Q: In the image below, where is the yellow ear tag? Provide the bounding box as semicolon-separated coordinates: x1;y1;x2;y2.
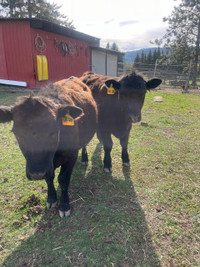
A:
62;111;74;126
107;83;116;95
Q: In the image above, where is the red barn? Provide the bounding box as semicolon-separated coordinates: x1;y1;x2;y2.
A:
0;18;100;88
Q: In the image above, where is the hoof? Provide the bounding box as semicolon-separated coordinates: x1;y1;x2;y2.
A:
81;161;88;166
47;201;57;210
123;162;130;167
104;168;112;173
59;209;71;218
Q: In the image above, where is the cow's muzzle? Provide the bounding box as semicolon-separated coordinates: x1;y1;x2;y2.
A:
27;171;48;181
26;168;54;181
130;114;141;123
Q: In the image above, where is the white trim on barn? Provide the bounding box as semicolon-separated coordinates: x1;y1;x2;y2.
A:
0;79;27;87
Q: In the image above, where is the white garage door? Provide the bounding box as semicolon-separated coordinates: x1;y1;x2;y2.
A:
107;54;117;77
91;50;106;75
91;49;118;76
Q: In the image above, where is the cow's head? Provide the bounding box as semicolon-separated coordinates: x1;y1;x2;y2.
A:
0;96;83;181
105;72;162;123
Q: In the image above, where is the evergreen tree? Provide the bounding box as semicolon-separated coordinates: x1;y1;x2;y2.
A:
141;50;145;63
134;53;140;63
162;0;200;84
147;50;152;64
106;42;110;49
111;42;119;51
0;0;75;29
0;0;21;17
144;53;147;64
133;53;140;68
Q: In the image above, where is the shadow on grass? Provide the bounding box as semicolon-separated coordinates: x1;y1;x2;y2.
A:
2;143;161;267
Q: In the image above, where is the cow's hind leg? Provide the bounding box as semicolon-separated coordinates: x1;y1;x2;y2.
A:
46;176;58;209
120;134;130;167
58;152;78;218
81;146;88;165
102;134;113;173
96;129;103;143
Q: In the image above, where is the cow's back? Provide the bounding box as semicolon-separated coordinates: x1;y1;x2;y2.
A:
80;72;109;99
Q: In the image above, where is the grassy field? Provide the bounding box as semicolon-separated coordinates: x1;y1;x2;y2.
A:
0;86;199;266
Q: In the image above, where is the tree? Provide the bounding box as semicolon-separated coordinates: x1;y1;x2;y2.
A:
0;0;75;29
0;0;22;17
125;62;133;73
147;49;152;64
162;0;200;85
106;42;110;49
141;50;145;63
152;49;157;64
110;42;119;51
133;53;140;68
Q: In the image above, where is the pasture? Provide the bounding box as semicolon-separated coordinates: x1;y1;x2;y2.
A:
0;86;199;266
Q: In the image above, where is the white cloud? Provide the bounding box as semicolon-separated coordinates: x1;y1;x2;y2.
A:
119;20;139;27
49;0;181;50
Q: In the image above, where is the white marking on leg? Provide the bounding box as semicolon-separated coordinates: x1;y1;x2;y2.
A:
123;162;130;167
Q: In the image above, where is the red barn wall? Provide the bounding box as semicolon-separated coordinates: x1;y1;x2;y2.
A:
0;23;8;79
0;21;36;88
0;20;92;88
30;28;91;88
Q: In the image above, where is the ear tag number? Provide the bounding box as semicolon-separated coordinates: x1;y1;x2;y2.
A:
107;84;115;95
62;111;74;126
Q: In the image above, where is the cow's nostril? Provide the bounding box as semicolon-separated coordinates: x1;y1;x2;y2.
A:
130;116;141;123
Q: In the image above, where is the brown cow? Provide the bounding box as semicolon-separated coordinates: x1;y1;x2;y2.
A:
81;71;162;172
0;77;97;217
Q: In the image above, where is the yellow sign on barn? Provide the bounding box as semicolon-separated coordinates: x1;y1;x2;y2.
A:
36;55;48;81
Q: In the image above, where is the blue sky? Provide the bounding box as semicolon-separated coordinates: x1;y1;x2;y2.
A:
50;0;181;51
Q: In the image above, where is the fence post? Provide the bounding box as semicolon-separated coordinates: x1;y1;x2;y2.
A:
183;59;192;93
153;59;158;76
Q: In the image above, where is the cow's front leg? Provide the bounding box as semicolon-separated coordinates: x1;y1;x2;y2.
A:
58;152;78;218
120;133;130;166
102;133;113;173
45;175;58;209
81;146;88;165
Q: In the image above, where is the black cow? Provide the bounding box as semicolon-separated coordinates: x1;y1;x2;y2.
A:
81;71;162;172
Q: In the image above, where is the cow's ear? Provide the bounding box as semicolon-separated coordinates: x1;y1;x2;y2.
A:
105;79;121;90
57;105;84;120
146;79;162;90
0;106;13;123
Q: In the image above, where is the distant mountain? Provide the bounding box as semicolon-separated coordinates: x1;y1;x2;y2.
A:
124;47;166;63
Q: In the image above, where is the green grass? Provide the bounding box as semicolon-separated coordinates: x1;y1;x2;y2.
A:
0;86;199;266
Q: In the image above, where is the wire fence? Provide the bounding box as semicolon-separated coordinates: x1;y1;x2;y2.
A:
125;62;200;89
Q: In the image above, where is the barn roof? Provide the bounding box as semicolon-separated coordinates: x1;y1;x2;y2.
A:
0;18;100;47
91;46;124;56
